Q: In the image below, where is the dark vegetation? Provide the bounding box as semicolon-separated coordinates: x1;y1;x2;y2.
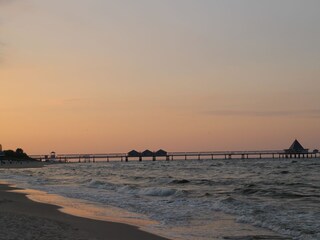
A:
0;148;35;161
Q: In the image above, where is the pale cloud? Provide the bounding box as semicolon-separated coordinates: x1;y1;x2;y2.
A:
0;40;5;64
0;0;17;5
0;0;24;62
0;1;12;57
45;98;92;108
204;109;320;118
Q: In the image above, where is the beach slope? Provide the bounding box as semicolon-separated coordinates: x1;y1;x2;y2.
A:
0;184;169;240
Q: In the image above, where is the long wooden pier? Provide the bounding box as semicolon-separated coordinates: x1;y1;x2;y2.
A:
30;150;320;163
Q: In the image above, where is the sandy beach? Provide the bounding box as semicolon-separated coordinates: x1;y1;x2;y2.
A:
0;183;169;240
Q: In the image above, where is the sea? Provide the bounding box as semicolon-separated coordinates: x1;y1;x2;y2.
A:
1;158;319;240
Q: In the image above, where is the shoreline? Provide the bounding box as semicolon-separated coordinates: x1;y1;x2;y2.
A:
0;183;170;240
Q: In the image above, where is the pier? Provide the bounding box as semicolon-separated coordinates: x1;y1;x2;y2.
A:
30;140;319;163
30;150;320;163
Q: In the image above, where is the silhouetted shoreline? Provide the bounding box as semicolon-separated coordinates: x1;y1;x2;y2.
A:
0;160;45;168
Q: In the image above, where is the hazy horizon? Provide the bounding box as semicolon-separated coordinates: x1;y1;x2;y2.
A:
1;0;319;154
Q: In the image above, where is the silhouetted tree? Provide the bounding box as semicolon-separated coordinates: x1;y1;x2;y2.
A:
3;148;31;160
16;148;24;155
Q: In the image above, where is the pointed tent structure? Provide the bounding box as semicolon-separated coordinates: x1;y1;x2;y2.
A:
285;139;308;154
128;150;141;157
155;149;167;156
142;150;154;157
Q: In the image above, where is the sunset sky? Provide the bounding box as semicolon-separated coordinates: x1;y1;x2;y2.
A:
1;0;319;154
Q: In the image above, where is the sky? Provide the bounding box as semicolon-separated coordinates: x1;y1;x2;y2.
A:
1;0;320;154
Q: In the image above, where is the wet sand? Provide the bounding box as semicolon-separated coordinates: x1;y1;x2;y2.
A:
0;184;169;240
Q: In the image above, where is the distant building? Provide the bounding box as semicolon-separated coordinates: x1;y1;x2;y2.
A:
50;151;56;159
128;150;141;157
47;151;58;162
155;149;167;156
284;139;309;154
142;149;154;157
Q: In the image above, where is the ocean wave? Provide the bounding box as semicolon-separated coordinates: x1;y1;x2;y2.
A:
83;179;117;191
116;185;180;197
170;179;190;184
139;187;177;197
234;185;320;199
215;196;320;240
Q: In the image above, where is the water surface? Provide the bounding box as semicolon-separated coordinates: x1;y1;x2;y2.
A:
1;158;319;240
